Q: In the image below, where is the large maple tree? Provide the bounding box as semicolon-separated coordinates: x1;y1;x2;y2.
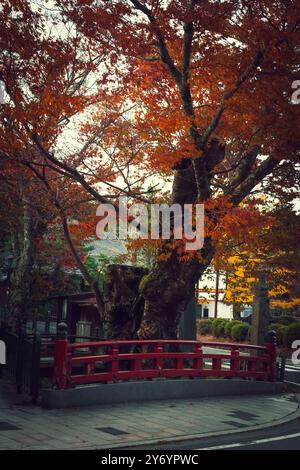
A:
1;1;300;337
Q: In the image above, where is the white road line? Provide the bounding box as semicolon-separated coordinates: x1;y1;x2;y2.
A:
198;443;243;450
197;432;300;450
203;361;230;369
266;396;294;402
284;381;300;387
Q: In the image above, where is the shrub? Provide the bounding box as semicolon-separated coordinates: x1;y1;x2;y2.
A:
283;322;300;348
231;322;250;341
215;321;227;338
211;318;224;336
224;320;242;339
269;323;288;346
212;318;230;338
197;318;213;335
270;315;296;326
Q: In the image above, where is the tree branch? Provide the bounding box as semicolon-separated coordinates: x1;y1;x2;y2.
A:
129;0;182;85
32;133;116;207
225;145;260;194
230;155;279;205
201;49;265;146
23;159;105;318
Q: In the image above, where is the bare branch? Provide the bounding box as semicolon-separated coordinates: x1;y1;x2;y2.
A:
129;0;182;85
230;155;279;205
225;145;260;193
32;133;115;207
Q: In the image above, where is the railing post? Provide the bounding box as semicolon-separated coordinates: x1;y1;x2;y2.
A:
279;352;286;382
265;330;277;382
16;328;26;394
230;346;239;374
155;342;164;376
110;342;119;381
30;332;41;404
133;343;142;373
53;322;69;390
212;356;221;371
193;342;203;376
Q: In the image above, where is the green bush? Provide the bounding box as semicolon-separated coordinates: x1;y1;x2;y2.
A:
224;320;242;339
215;322;227;338
212;318;230;338
211;318;224;336
269;323;288;346
283;322;300;348
270;315;296;326
197;318;213;335
231;322;250;342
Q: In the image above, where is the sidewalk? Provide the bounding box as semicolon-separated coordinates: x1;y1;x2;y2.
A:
0;378;298;450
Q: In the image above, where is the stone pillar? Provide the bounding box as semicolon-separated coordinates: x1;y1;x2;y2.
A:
250;275;270;345
179;294;197;340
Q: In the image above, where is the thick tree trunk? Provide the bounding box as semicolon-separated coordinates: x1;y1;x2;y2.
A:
135;157;215;339
138;239;214;339
100;151;221;339
232;301;242;320
7;200;34;333
128;149;215;339
103;264;148;339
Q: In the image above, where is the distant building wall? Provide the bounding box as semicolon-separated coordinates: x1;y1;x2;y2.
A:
197;300;233;319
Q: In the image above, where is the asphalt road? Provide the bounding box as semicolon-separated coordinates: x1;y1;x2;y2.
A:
199;360;300;450
194;416;300;450
128;414;300;451
127;359;300;451
202;357;300;450
283;359;300;385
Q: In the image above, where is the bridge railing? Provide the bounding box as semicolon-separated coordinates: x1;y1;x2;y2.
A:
53;329;277;390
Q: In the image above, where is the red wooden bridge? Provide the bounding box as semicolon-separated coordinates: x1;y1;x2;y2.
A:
53;337;277;390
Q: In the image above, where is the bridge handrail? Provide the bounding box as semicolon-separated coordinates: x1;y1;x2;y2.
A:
67;339;269;353
53;336;277;390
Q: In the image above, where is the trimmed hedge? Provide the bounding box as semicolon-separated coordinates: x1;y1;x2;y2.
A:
211;318;224;336
231;322;250;341
270;315;296;326
224;320;242;339
283;322;300;348
197;318;213;335
212;318;230;338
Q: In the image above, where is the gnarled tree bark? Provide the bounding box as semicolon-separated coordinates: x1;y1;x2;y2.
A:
7;198;34;333
103;264;148;339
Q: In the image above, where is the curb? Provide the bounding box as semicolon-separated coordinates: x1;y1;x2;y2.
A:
42;379;284;409
93;392;300;450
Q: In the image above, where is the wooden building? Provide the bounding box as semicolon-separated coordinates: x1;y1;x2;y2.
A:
51;292;102;338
